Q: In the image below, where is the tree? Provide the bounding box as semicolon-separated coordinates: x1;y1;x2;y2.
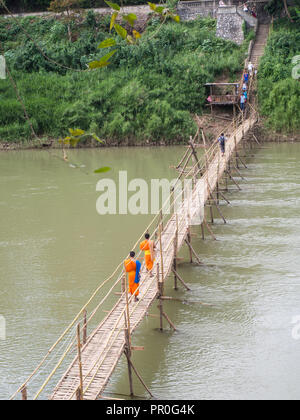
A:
48;0;85;41
283;0;294;22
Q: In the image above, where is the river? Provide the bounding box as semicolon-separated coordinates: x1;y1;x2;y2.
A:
0;143;300;400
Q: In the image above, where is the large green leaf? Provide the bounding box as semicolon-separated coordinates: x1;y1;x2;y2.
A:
99;49;117;63
69;128;85;137
148;2;157;11
110;11;118;31
98;38;117;49
104;1;120;11
172;14;180;23
155;6;164;14
88;61;110;69
114;24;127;40
122;13;137;27
94;166;112;174
89;49;117;69
133;30;141;39
92;133;104;143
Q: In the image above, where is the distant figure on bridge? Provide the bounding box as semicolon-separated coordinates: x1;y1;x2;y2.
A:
243;71;249;84
243;2;249;13
219;0;226;6
218;133;227;157
251;7;257;18
240;93;246;111
140;233;155;277
248;61;254;76
124;251;141;302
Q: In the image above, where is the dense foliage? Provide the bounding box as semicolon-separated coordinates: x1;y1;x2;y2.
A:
0;0;147;13
0;14;248;143
258;18;300;133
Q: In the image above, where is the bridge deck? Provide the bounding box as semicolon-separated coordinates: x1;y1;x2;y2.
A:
50;114;257;400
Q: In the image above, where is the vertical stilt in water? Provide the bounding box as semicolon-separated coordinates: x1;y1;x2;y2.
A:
124;329;134;397
201;223;205;240
158;281;164;331
187;227;193;263
76;324;84;400
173;229;178;290
83;310;87;345
21;386;27;401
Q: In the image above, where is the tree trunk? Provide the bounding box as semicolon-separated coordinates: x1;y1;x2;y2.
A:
283;0;293;22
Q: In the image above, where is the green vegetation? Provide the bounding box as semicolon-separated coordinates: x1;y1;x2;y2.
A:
0;14;248;144
258;18;300;133
0;0;147;13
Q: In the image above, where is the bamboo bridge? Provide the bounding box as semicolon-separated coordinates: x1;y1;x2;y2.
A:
10;25;269;401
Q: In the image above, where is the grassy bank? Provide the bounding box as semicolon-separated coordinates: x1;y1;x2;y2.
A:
258;17;300;134
0;13;249;145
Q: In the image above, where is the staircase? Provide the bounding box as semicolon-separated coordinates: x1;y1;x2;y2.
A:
250;24;270;67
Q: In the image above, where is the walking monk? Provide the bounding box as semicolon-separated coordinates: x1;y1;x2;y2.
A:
140;233;155;277
124;251;141;302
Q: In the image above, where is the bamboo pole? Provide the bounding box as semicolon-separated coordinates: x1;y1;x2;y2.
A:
76;324;84;401
203;217;217;241
124;328;134;397
128;358;154;398
83;310;87;346
187;228;193;263
162;312;177;331
21;386;27;401
171;268;191;291
158;282;164;331
201;223;205;240
184;239;203;265
173;229;178;290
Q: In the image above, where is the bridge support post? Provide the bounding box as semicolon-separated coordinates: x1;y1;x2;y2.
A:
83;310;87;346
124;329;134;397
184;238;203;266
201;223;205;240
173;229;178;290
187;228;193;263
76;324;84;400
171;268;191;291
121;269;126;294
21;386;27;400
203;217;217;241
158;281;164;331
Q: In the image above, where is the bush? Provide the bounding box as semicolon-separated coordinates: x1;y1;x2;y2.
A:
0;16;248;143
258;18;300;133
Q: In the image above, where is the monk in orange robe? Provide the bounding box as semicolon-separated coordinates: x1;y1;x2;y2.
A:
124;251;139;301
140;233;155;277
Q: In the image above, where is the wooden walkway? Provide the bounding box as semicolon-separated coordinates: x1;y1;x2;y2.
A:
49;112;258;400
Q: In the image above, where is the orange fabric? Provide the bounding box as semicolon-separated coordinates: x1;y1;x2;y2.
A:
124;258;139;296
140;240;154;271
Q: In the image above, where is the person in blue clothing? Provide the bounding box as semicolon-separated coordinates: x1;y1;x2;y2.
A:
240;94;246;111
218;133;227;157
243;71;249;84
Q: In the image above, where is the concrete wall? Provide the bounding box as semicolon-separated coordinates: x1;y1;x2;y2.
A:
177;0;218;21
216;6;245;44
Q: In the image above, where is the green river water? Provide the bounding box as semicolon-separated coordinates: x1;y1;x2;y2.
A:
0;143;300;400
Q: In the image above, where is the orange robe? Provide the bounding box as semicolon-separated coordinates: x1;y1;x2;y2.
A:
140;240;154;271
124;258;139;297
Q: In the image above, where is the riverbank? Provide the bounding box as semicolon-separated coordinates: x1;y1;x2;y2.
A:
0;13;249;145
